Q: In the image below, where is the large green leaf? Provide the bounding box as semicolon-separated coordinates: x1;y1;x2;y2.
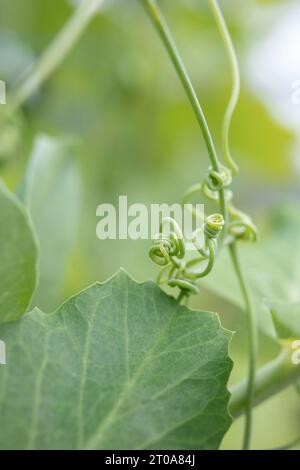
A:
19;135;80;311
0;180;37;323
201;208;300;340
0;270;232;450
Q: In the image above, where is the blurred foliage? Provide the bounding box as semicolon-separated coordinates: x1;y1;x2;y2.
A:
0;180;37;323
18;135;80;312
0;0;299;449
202;206;300;340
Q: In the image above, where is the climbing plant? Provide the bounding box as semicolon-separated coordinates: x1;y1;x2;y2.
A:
0;0;299;451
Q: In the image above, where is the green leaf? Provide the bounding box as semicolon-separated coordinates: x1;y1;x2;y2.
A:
201;208;300;340
0;270;232;450
19;135;80;311
0;180;38;323
268;301;300;341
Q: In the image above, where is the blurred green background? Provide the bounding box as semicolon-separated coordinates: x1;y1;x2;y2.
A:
0;0;299;450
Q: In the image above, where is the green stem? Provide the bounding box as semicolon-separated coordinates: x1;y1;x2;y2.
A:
229;242;257;449
141;0;227;224
9;0;103;111
230;346;300;418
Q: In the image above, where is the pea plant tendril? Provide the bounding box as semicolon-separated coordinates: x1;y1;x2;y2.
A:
142;0;258;450
0;0;299;452
149;214;225;301
209;0;240;176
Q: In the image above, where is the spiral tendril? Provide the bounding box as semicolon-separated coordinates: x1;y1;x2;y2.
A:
205;165;232;192
149;214;224;298
183;173;257;246
205;213;226;238
228;206;258;242
149;217;185;266
183;167;233;206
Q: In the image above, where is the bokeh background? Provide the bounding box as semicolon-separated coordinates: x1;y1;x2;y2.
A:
0;0;299;449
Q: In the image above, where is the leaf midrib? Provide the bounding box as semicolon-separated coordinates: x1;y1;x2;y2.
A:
84;290;180;450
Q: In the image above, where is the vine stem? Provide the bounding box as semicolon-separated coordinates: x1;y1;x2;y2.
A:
229;243;257;449
141;0;228;225
142;0;257;449
9;0;104;111
230;345;300;418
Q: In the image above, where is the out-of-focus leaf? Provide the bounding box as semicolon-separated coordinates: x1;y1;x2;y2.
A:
0;180;37;323
201;207;300;340
268;301;300;341
0;107;24;166
0;270;232;450
0;31;34;84
19;134;80;311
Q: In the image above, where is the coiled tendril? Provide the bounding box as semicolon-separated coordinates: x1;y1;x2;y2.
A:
183;166;233;207
149;217;185;266
201;165;233;203
205;165;232;192
149;214;224;299
183;169;257;245
228;206;258;242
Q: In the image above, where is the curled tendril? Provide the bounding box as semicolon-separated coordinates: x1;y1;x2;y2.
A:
204;213;225;238
209;0;240;175
228;206;258;242
183;169;233;207
182;171;257;246
202;165;232;209
204;165;232;192
168;278;199;296
201;182;233;204
185;214;225;278
149;217;185;266
149;214;225;298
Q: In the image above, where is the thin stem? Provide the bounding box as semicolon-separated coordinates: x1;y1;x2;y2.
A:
229;242;257;450
219;190;227;231
209;0;239;174
141;0;228;224
9;0;104;111
142;0;218;170
209;1;256;448
230;346;300;418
